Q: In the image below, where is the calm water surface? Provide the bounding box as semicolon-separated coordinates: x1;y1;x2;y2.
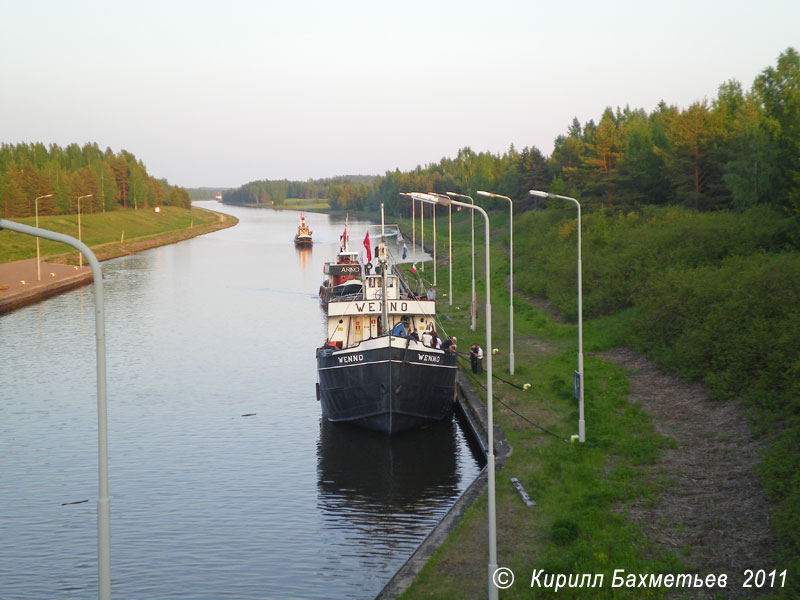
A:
0;202;482;599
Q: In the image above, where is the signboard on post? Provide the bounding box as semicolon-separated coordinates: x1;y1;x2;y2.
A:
573;370;581;400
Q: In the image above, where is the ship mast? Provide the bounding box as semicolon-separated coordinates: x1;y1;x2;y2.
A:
380;203;388;332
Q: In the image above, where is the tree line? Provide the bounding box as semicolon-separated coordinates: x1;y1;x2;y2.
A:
222;175;375;206
224;48;799;225
0;142;191;219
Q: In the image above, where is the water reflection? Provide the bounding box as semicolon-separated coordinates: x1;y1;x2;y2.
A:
317;417;459;510
0;202;481;600
296;244;312;270
315;416;476;595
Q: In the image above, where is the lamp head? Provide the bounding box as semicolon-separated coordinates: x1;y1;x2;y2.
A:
427;192;452;206
403;192;440;205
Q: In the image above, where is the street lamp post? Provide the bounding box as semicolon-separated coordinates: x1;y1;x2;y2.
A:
402;192;497;599
433;202;437;286
412;198;416;263
429;193;454;306
0;217;112;600
421;199;424;272
77;194;93;268
477;191;514;375
34;194;54;281
448;200;452;305
530;189;585;442
447;192;477;330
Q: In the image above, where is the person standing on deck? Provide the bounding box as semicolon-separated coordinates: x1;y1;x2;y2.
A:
421;328;433;347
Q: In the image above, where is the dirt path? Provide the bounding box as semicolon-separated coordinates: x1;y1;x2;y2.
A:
600;347;775;598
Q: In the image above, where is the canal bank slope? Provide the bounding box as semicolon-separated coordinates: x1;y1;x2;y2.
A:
0;206;237;314
373;216;776;600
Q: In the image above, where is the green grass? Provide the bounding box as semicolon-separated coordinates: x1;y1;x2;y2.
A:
0;206;226;263
387;213;682;599
399;311;679;599
387;203;797;598
279;197;330;211
229;198;331;211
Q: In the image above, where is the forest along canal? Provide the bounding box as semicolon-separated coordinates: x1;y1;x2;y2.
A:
0;201;483;599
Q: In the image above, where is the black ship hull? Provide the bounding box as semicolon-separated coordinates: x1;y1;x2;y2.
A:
317;337;458;434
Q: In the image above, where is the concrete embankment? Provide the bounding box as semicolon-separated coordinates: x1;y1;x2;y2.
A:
377;370;511;599
0;259;94;314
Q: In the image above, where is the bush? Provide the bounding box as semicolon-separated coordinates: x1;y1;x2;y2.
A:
516;204;800;590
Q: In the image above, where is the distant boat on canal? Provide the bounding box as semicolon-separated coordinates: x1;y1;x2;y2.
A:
294;213;313;246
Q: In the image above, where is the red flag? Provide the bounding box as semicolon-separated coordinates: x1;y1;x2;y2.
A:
363;231;371;261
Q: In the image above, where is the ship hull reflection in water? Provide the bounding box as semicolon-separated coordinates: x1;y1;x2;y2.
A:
316;416;483;593
296;243;312;269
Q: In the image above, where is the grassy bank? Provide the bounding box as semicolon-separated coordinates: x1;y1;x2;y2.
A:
0;205;237;264
513;204;799;599
223;197;330;211
385;204;794;598
391;214;678;599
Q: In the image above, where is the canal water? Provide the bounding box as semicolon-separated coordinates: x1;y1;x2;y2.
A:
0;202;483;599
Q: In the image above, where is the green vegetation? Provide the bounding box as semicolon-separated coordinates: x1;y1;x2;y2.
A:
0;206;234;263
390;198;798;598
223;176;373;208
239;196;331;211
392;215;677;599
281;198;330;211
226;48;800;226
514;205;799;598
187;187;229;201
375;48;799;597
0;142;192;219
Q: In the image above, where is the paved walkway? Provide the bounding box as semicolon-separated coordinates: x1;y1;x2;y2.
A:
0;258;93;314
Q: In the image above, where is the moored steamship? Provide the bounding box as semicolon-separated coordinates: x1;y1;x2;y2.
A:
315;219;457;434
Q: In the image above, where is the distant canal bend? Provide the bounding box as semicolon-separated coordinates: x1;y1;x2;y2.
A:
0;201;482;599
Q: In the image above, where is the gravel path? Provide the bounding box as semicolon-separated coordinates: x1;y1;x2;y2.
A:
601;347;775;599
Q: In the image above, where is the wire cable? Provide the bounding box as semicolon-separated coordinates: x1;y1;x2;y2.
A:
456;352;568;443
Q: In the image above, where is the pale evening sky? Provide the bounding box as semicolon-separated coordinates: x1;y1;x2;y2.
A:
1;0;798;188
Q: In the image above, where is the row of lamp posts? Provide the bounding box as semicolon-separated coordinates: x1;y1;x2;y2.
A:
17;188;582;599
403;188;585;599
32;193;93;279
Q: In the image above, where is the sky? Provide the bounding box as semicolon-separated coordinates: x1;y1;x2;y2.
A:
1;0;798;188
